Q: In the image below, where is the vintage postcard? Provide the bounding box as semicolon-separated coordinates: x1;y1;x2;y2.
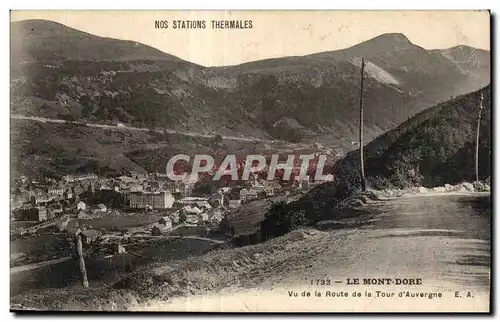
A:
9;10;491;312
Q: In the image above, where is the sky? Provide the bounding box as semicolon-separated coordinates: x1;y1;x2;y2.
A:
10;10;490;67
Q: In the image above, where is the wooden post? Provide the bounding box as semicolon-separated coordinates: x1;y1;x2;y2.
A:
475;92;484;182
359;58;367;192
76;233;89;288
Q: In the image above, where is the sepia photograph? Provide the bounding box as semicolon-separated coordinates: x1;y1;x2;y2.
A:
8;10;491;312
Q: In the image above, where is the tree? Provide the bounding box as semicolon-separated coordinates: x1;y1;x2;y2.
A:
260;201;305;241
218;217;234;236
212;134;223;146
193;181;216;195
57;113;78;123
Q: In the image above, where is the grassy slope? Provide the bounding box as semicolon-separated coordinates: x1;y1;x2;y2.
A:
342;84;492;189
10;120;150;179
10;228;336;311
10;119;244;179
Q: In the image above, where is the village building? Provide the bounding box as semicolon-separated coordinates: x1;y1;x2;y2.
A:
72;184;86;197
180;205;202;215
151;222;169;236
57;216;71;232
48;186;65;196
12;187;30;205
195;200;212;210
99;184;112;191
170;211;180;224
199;212;209;222
81;229;101;244
33;193;54;205
77;209;91;219
91;203;107;214
115;244;127;254
227;187;243;208
146;181;160;191
185;214;200;225
179;197;213;210
16;207;47;222
130;184;144;192
298;178;311;190
65;221;81;235
77;201;86;211
129;190;175;209
63;188;73;200
162;181;185;194
13;207;31;221
240;188;258;201
218;187;231;194
48;204;63;218
228;199;242;209
130;171;148;180
264;181;282;196
158;216;173;229
117;175;135;183
51;196;64;204
120;187;131;205
47;210;56;221
36;206;48;222
210;211;224;225
179;196;207;205
76;174;98;182
208;192;225;208
62;175;75;183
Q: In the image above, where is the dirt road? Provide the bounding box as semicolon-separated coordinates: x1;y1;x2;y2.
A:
10;257;72;274
10;114;273;143
140;193;491;312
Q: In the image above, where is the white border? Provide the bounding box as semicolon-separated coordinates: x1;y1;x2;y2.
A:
3;1;498;10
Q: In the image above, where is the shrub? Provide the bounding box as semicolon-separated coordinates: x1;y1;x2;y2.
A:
260;201;306;241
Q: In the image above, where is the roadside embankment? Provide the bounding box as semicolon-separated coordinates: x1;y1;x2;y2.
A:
340;180;490;208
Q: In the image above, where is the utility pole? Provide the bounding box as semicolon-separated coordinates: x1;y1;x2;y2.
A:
359;58;367;191
76;232;89;288
475;92;484;182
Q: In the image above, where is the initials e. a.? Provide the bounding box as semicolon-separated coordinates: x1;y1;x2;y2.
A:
455;291;473;298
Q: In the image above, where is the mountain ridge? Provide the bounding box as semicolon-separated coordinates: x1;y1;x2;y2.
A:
11;19;184;63
11;19;490;67
10;19;491;177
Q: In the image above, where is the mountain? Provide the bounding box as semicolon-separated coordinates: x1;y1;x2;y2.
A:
10;19;491;177
431;45;490;83
11;20;268;142
217;33;489;143
11;19;182;63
